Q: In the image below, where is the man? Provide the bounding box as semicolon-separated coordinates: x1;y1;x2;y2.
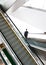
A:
24;29;28;39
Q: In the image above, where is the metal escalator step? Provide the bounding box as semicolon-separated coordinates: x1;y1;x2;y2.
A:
0;15;2;18
6;34;15;41
25;55;36;65
2;27;10;32
20;52;27;60
0;17;4;20
13;43;22;50
25;58;35;65
23;57;33;65
16;47;23;53
24;59;32;65
0;15;3;17
22;54;30;63
16;49;26;58
0;20;5;24
19;50;26;59
15;41;22;46
8;37;16;43
8;37;19;45
10;42;18;47
8;41;18;46
17;52;26;60
4;30;12;37
16;46;24;54
11;40;21;47
5;30;12;36
18;48;31;62
14;47;23;53
0;20;4;23
0;15;2;17
0;28;9;33
0;25;8;30
19;53;32;65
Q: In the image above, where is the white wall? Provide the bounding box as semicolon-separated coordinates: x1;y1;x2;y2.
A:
0;0;16;10
10;7;46;32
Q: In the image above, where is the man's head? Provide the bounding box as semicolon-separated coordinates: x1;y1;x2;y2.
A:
26;29;27;31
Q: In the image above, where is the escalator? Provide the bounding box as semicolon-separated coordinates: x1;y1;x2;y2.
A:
0;10;38;65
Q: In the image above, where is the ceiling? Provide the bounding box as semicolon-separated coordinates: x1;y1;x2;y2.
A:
0;0;29;12
0;0;16;11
